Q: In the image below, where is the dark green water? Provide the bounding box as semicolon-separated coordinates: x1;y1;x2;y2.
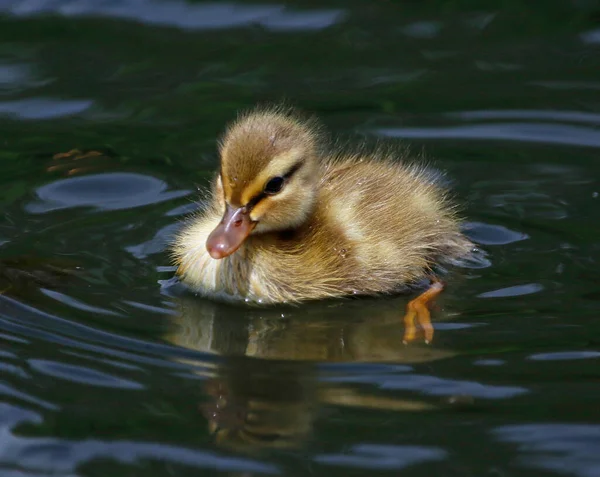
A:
1;1;600;476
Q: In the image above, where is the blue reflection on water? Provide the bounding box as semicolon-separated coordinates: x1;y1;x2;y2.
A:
315;443;447;470
27;173;191;213
0;403;279;474
494;424;600;477
374;123;600;148
4;0;345;31
0;98;92;120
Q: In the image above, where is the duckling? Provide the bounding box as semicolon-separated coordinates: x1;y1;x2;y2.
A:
172;105;473;342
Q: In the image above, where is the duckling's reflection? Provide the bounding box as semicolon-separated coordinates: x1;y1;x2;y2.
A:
165;294;458;452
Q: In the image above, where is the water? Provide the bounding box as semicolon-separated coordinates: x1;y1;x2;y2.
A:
1;1;600;476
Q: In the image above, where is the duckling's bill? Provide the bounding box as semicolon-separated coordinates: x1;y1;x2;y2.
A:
206;204;256;259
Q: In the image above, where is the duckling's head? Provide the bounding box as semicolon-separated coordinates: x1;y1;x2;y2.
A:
207;108;321;259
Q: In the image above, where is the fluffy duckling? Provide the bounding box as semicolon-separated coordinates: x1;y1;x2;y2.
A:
172;106;472;341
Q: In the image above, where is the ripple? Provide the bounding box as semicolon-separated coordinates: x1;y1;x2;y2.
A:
464;12;496;30
0;404;279;474
581;28;600;44
0;97;92;120
0;62;53;94
41;289;123;317
165;201;199;216
0;361;30;379
0;383;58;411
125;222;180;259
401;21;441;39
446;110;600;124
372;123;600;148
121;300;176;316
262;9;344;31
26;173;190;213
528;351;600;361
531;81;600;91
486;190;568;220
0;332;29;344
315;444;447;469
0;402;42;428
28;359;144;389
463;222;529;245
62;351;144;372
4;1;344;32
323;373;527;399
320;363;413;374
452;246;492;269
0;295;217;370
474;61;521;72
380;375;526;398
0;63;32;89
473;359;505;366
493;424;600;477
434;322;485;330
477;283;544;298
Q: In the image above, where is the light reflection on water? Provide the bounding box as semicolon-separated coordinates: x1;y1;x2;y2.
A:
27;172;190;213
3;0;345;31
373;122;600;148
0;98;93;120
494;424;600;477
0;402;280;475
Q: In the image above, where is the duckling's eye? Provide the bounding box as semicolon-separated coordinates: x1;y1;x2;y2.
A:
264;176;284;195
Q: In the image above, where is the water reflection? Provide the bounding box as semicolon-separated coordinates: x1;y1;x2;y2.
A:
0;60;53;92
373;123;600;148
27;172;190;213
528;351;600;361
580;28;600;44
28;358;144;389
0;256;78;300
0;402;279;475
0;97;92;120
315;443;447;470
494;424;600;477
4;1;345;31
462;222;528;246
165;296;454;451
169;295;460;363
401;21;441;39
531;81;600;91
477;283;544;298
446;110;600;124
163;294;525;452
0;62;32;89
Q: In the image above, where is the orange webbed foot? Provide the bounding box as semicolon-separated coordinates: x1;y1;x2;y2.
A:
402;280;444;344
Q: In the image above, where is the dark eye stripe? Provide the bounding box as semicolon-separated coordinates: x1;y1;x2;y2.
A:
245;161;303;209
283;161;303;180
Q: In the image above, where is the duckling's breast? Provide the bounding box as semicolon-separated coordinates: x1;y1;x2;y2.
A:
177;246;273;304
174;215;264;303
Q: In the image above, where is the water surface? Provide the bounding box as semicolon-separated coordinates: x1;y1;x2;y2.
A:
1;1;600;476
